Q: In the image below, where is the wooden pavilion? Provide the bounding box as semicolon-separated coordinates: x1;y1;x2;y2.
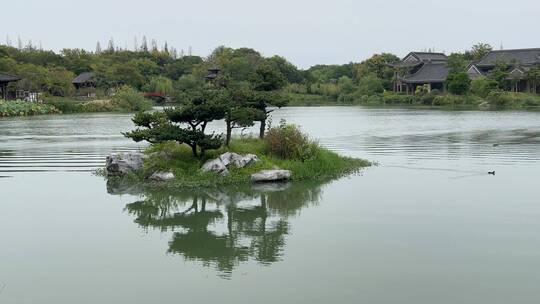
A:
0;73;21;99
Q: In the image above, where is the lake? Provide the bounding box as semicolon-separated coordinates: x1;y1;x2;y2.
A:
1;107;540;304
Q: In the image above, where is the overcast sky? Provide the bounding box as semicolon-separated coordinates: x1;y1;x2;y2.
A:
2;0;539;68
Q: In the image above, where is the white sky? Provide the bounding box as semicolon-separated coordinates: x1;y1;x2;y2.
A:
2;0;539;68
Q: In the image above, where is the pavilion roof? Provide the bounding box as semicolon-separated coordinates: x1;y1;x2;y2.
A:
72;72;95;84
401;63;449;83
0;73;21;83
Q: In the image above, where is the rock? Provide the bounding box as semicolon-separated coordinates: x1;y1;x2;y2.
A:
202;152;259;175
219;152;259;168
149;171;175;182
251;169;292;183
106;152;145;176
201;158;229;176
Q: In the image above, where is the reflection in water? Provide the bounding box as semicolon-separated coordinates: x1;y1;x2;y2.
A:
107;180;326;278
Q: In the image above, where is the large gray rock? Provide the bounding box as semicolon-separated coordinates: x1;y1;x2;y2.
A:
251;170;292;183
149;171;175;182
202;152;259;175
201;158;229;176
106;152;145;176
219;152;259;168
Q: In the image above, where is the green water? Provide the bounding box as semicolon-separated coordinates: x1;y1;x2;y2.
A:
1;108;540;303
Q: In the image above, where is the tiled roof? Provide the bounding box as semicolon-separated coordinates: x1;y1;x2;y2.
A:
408;52;448;62
476;48;540;66
402;63;449;83
72;72;95;84
0;73;21;82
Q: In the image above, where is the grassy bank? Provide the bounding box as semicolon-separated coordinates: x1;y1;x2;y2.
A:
109;138;370;188
0;86;154;117
285;93;336;106
0;100;60;117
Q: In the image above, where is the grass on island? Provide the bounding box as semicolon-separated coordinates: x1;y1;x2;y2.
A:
114;138;370;188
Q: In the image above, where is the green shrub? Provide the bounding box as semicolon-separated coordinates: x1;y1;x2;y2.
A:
382;92;417;104
0;100;60;117
486;92;540;108
44;97;84;113
446;72;471;95
264;121;319;161
432;94;481;106
81;100;118;112
470;77;499;98
357;74;384;95
111;85;153;111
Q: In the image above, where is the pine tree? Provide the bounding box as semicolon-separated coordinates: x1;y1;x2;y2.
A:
107;37;115;52
133;36;139;52
163;41;169;54
141;36;148;52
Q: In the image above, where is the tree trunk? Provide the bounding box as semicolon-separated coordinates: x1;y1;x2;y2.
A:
190;144;198;157
226;119;232;147
259;119;266;139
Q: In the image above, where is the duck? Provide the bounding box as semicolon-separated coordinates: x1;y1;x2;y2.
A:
488;171;496;175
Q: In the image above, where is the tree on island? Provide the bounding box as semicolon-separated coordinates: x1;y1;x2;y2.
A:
249;62;288;138
223;87;265;146
124;89;226;157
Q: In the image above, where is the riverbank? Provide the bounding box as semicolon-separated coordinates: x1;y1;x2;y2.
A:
0;86;153;117
285;92;540;110
104;138;371;188
0;99;60;117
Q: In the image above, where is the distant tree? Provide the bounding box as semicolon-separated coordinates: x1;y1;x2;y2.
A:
470;43;493;61
141;36;148;53
266;56;304;83
251;62;286;91
470;76;499;97
45;67;76;96
142;76;174;95
175;74;205;92
61;49;94;74
337;76;355;94
446;53;468;72
151;39;158;52
354;53;399;89
487;61;509;89
446;72;471;95
356;74;384;95
526;66;540;94
107;38;115;52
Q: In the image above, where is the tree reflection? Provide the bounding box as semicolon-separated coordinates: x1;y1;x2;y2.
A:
108;180;327;278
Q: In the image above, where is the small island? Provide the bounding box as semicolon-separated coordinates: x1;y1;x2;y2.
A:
103;81;370;187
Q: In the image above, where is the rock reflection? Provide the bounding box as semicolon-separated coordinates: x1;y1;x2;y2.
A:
107;180;327;278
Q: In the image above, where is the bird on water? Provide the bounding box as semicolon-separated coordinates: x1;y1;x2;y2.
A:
488;171;496;175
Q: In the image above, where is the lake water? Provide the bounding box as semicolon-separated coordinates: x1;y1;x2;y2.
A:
1;107;540;304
